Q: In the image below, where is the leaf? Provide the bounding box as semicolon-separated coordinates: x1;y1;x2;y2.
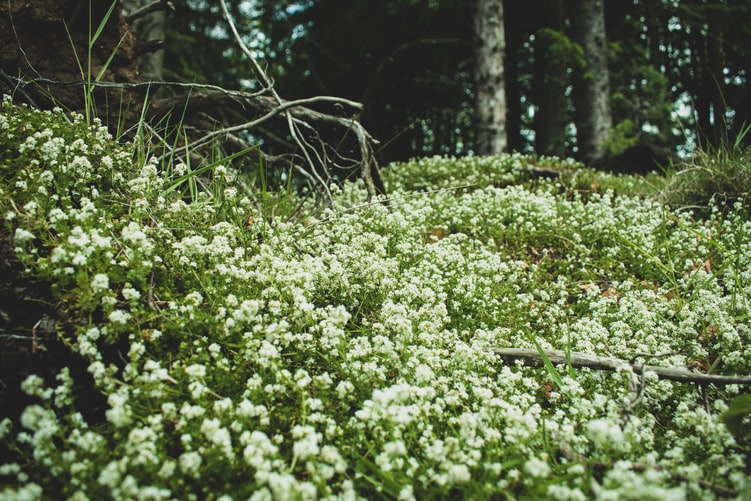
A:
534;339;564;388
723;394;751;436
90;1;119;48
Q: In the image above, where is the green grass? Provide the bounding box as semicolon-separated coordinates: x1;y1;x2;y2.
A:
1;100;750;499
660;125;751;216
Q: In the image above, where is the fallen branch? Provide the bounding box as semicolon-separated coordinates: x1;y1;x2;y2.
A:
217;0;385;203
493;348;751;385
124;0;175;24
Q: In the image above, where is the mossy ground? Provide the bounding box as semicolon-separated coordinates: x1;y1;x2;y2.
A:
1;100;749;499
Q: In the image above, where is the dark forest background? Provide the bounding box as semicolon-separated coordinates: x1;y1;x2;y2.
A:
160;0;751;168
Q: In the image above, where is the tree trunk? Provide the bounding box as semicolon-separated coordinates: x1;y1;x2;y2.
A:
533;0;567;158
504;1;524;153
0;0;141;124
643;0;666;72
688;27;712;150
122;0;167;81
572;0;612;165
707;13;726;146
472;0;507;155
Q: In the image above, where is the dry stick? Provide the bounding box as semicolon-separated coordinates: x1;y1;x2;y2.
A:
493;348;751;385
6;76;274;106
288;102;384;199
0;67;37;107
10;74;383;199
218;0;332;205
151;92;362;154
124;0;175;24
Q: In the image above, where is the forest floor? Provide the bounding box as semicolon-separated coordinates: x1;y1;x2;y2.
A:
1;100;750;499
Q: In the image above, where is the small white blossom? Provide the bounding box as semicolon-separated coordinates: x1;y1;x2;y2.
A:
13;227;35;244
108;310;131;325
90;273;110;293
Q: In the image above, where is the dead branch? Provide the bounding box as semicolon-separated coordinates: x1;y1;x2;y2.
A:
219;0;332;204
4;73;386;202
134;40;165;58
217;0;385;204
4;76;270;97
149;87;385;201
124;0;175;24
493;348;751;385
153;94;364;150
592;462;739;498
1;1;387;207
630;463;739;498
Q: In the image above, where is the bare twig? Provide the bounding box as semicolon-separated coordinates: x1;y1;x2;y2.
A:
6;0;42;79
2;25;386;202
217;0;385;203
4;75;271;99
493;348;751;385
161;94;364;154
124;0;175;24
0;67;37;107
218;0;333;205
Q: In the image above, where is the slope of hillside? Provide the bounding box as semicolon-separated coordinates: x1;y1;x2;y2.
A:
1;100;749;499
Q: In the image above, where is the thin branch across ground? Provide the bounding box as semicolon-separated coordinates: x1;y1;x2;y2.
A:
494;347;751;385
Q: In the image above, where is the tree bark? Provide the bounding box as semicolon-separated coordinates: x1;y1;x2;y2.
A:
122;0;168;81
0;0;142;124
572;0;612;165
504;2;524;153
472;0;507;155
707;12;726;146
533;0;568;158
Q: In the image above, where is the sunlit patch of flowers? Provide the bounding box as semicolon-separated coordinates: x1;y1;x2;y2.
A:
0;99;749;498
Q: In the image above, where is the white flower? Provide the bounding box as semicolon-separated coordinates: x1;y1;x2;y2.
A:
523;455;550;478
90;273;110;293
587;418;624;448
178;451;202;477
0;418;12;440
447;463;472;483
201;417;234;459
108;310;131;325
106;390;132;427
291;425;320;460
13;227;35;244
121;286;141;302
294;369;311;389
184;364;206;378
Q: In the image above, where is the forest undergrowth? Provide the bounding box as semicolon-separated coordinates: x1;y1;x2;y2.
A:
1;100;750;500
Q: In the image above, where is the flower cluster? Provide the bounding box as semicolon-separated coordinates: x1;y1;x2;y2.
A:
0;99;748;498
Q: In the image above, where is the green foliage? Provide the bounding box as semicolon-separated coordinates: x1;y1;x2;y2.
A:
537;28;586;70
724;394;751;437
660;124;751;214
602;119;639;156
605;3;679;151
149;0;751;163
1;101;749;499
